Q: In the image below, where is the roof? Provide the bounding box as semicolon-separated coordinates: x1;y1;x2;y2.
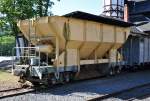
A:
137;22;150;32
129;0;150;15
129;14;150;33
129;15;148;23
130;26;144;34
130;26;149;37
63;11;133;27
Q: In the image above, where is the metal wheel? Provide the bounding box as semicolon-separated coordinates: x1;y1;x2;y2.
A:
47;74;57;86
59;73;65;84
109;68;114;76
51;78;57;85
64;73;70;83
70;72;76;81
48;78;57;85
116;67;121;74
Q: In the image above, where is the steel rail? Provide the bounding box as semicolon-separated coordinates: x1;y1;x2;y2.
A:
127;89;150;101
88;83;150;101
0;88;23;93
0;88;35;99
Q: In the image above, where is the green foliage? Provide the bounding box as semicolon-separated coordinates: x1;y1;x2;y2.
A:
0;19;13;36
0;0;60;55
0;35;15;44
34;0;55;17
0;0;59;36
0;35;15;56
0;0;35;36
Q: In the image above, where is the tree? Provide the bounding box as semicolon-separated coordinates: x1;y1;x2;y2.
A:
35;0;57;17
0;0;59;53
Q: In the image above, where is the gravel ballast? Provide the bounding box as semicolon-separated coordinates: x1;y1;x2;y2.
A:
1;70;150;101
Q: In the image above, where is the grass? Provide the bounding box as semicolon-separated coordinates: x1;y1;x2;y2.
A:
0;35;15;44
0;35;15;56
0;70;19;83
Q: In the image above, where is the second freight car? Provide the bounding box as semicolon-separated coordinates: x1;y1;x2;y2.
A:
121;27;150;69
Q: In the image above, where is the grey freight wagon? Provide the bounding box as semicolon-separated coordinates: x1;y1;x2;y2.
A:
121;32;150;69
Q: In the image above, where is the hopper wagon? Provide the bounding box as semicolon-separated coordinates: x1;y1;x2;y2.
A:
13;11;133;85
121;28;150;69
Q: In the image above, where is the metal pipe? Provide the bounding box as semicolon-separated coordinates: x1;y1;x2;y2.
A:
75;49;80;77
94;51;98;64
55;37;60;79
47;53;48;65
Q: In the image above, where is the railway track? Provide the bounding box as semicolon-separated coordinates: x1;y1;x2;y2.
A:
0;87;35;99
134;92;150;101
88;83;150;101
125;85;150;101
1;70;150;101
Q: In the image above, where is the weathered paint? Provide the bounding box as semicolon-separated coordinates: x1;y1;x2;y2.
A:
18;16;131;68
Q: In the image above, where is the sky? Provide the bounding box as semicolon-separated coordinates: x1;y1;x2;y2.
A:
51;0;104;16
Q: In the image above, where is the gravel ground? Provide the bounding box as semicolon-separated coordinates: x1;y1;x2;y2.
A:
0;71;20;91
1;70;150;101
103;83;150;101
0;58;19;90
0;82;20;91
134;97;150;101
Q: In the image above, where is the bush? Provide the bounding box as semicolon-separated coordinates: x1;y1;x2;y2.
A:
0;35;15;56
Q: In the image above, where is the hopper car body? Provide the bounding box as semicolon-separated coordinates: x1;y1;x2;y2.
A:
13;11;132;85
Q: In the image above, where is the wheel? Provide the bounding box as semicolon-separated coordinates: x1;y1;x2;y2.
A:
59;73;65;84
64;73;70;83
47;74;57;85
116;67;121;74
108;67;114;76
51;78;57;84
70;72;76;81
